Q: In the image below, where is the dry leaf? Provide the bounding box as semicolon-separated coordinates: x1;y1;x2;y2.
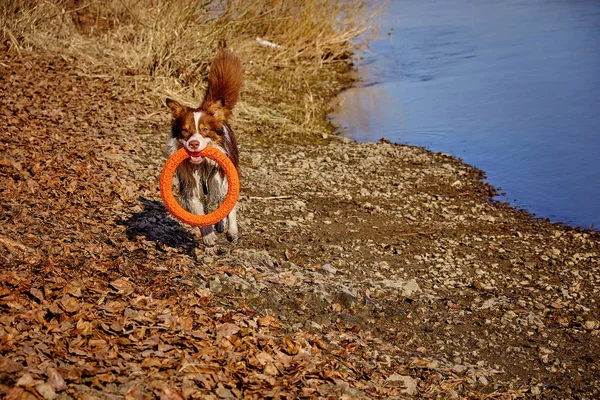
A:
47;368;67;392
16;373;36;388
4;387;26;400
64;283;83;298
158;388;185;400
0;355;24;373
110;277;134;295
30;287;44;302
257;315;282;329
255;352;274;365
141;358;163;368
216;323;240;339
60;294;81;313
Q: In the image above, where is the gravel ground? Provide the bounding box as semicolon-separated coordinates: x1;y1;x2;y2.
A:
1;52;599;399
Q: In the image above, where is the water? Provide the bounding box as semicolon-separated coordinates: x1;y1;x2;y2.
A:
331;0;600;230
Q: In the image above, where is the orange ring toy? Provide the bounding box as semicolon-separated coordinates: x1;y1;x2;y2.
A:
160;146;239;227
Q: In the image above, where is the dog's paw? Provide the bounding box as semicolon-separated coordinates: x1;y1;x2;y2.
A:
226;231;238;243
202;231;217;246
215;220;226;233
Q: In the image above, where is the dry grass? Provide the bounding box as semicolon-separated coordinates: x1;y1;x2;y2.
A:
1;0;381;141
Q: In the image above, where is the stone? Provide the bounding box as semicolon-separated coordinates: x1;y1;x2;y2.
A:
583;320;598;330
386;374;417;396
452;364;468;375
322;264;337;274
35;383;57;400
401;279;421;297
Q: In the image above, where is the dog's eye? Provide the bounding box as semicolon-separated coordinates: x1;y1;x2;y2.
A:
202;127;209;134
181;128;189;135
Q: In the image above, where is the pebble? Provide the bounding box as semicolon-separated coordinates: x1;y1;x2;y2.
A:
35;383;57;400
452;364;468;375
584;320;598;330
322;264;337;274
386;373;417;395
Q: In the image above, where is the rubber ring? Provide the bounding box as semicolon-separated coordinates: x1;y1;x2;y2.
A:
159;146;239;227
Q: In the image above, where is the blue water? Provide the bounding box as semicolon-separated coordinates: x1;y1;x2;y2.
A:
331;0;600;230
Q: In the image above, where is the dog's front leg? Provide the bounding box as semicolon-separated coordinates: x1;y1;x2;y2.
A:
209;173;238;243
178;172;217;246
226;204;238;243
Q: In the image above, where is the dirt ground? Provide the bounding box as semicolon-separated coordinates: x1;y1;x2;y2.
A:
1;51;599;399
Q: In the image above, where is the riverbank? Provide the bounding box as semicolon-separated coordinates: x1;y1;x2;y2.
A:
331;0;600;231
1;3;599;399
2;48;599;399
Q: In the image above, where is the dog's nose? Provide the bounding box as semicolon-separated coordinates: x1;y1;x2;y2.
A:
188;140;200;151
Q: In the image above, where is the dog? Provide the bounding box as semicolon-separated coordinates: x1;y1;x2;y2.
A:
165;50;242;245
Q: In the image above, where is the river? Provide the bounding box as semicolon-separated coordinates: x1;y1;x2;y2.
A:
331;0;600;230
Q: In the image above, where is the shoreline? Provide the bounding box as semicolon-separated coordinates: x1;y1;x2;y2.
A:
1;42;600;400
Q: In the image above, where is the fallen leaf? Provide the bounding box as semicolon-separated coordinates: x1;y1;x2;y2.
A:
4;387;26;400
142;357;163;368
30;287;44;302
47;368;67;392
158;388;185;400
64;282;83;298
0;355;24;373
257;315;282;329
255;352;274;365
16;373;36;388
60;294;81;313
110;277;134;295
216;322;240;339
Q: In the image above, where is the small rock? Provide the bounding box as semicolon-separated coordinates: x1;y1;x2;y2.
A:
204;256;215;264
322;264;337;274
35;383;57;400
478;376;489;386
452;364;468;375
402;279;421;297
386;373;417;395
503;311;517;319
583;320;598;330
209;277;222;292
426;360;440;369
472;280;493;291
305;320;322;331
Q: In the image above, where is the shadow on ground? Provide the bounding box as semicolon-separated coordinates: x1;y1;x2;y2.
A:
118;197;198;250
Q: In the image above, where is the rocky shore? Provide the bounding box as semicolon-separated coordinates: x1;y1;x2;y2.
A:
1;51;599;399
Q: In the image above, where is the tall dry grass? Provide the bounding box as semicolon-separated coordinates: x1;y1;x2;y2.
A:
1;0;381;139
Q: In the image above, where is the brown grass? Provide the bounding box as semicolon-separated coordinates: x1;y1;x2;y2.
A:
1;0;381;141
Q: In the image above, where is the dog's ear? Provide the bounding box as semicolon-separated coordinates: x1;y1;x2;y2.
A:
206;98;230;123
166;98;186;118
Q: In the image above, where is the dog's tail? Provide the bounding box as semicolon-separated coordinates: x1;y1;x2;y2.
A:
202;50;243;121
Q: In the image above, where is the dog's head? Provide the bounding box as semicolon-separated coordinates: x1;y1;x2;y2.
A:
166;99;231;164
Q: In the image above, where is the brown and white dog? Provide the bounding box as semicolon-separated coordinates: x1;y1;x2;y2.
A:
166;50;242;245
